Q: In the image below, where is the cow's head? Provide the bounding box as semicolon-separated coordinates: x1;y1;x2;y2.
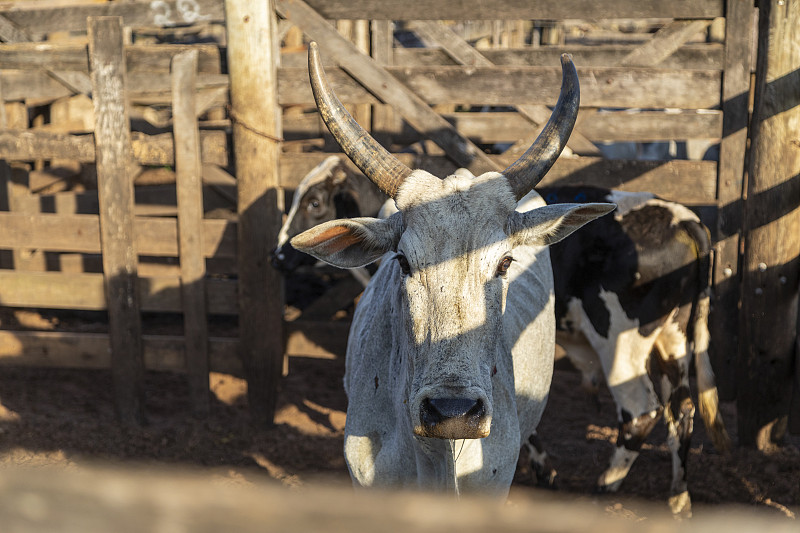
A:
272;155;361;271
293;43;613;440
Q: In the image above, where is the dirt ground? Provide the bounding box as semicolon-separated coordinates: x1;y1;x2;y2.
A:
0;338;798;521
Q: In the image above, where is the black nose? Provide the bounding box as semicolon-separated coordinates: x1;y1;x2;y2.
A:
419;397;487;439
269;247;285;270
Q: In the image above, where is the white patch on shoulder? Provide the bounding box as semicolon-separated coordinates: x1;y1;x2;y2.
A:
604;190;655;219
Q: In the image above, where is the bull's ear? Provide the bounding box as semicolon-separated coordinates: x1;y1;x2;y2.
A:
507;202;615;246
290;212;402;268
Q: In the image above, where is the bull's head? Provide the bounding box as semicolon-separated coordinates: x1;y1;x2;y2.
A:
293;42;613;440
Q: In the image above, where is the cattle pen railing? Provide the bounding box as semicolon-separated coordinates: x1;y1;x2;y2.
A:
0;0;796;443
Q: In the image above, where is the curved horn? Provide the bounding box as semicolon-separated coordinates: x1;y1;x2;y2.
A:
503;54;580;201
308;42;412;199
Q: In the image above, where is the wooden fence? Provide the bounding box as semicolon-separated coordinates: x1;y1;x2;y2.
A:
0;0;795;439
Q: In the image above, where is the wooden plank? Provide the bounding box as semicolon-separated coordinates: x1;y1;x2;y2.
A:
0;330;241;374
0;43;221;74
712;0;755;401
173;49;210;417
370;19;397;146
225;0;284;426
5;173;46;272
0;69;227;106
619;20;713;67
299;0;724;20
284;110;724;144
0;1;723;34
0;14;92;96
88;16;145;425
407;20;600;156
737;0;800;449
276;0;499;174
0;130;228;167
278;152;718;206
0;321;342;370
282;44;726;70
3;65;720;111
277;66;722;109
0;0;225;35
0;271;237;315
0;213;236;259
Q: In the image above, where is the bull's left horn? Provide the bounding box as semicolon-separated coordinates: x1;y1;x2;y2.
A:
308;42;412;199
503;54;580;201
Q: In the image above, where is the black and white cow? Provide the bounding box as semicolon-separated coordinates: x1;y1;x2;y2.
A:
272;155;388;275
525;185;730;516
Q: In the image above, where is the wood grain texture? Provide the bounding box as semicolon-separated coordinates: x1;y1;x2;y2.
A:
88;16;145;425
173;49;211;417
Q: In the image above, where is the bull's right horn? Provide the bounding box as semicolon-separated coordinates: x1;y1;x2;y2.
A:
503;54;580;201
308;42;413;199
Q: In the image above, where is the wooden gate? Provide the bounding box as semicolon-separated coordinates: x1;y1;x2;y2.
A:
0;0;795;438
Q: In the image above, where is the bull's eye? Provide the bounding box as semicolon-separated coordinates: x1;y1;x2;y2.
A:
496;256;513;277
307;199;321;211
396;254;411;275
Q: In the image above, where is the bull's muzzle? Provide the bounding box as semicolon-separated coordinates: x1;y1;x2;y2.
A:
415;397;490;439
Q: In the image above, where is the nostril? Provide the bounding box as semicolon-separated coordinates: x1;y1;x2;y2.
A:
466;399;485;419
423;398;483;425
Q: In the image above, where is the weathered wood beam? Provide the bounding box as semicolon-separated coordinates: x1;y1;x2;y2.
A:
0;0;225;35
280;45;725;70
619;20;713;67
711;0;755;400
173;49;211;417
88;16;145;425
226;0;284;427
277;66;722;109
0;130;228;166
738;0;800;448
299;0;724;20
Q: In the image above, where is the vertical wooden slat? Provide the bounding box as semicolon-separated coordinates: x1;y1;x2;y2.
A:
370;19;396;147
712;0;755;400
172;49;210;418
738;0;800;448
88;16;145;425
225;0;284;426
0;78;44;272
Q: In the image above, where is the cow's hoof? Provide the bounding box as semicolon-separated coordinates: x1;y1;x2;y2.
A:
668;491;692;519
533;466;558;490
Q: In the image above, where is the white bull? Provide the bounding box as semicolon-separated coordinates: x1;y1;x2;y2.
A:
291;42;613;495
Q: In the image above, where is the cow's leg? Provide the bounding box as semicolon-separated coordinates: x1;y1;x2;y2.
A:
596;407;660;492
556;331;603;407
591;327;663;494
652;318;695;518
523;431;557;488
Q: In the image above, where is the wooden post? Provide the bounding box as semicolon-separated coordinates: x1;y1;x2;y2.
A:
225;0;284;426
370;20;396;148
738;0;800;448
88;16;145;425
172;49;210;418
712;0;755;400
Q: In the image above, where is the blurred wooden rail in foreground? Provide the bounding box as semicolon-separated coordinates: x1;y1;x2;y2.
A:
0;464;797;533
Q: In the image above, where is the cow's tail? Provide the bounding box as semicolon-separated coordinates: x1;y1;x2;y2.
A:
685;220;731;454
